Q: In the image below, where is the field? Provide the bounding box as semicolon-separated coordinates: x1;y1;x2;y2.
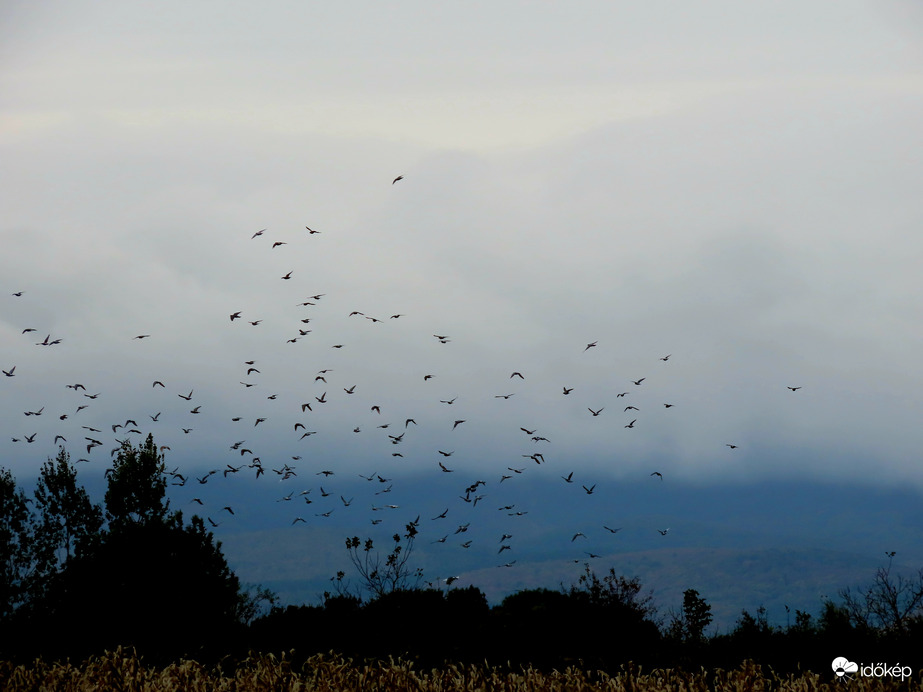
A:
1;649;918;691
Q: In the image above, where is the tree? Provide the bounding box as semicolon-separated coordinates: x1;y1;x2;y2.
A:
32;448;103;577
339;519;423;600
567;563;659;624
104;434;168;528
840;563;923;633
0;467;35;620
667;588;713;642
37;511;247;659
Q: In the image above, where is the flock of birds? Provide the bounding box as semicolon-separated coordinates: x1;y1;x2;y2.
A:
3;177;807;586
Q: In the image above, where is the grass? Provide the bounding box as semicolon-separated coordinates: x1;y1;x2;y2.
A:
1;648;918;691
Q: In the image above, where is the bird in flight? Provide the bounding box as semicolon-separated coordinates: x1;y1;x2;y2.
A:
2;367;14;377
392;175;404;184
624;419;637;428
251;229;266;239
281;271;293;280
726;444;738;449
657;528;670;536
650;471;663;480
306;226;320;234
585;341;597;351
632;378;646;386
510;372;524;379
787;386;802;391
133;335;151;340
588;407;604;417
178;390;193;401
563;387;573;395
660;355;671;361
582;484;596;495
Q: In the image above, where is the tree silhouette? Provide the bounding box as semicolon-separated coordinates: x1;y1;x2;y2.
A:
32;448;102;582
0;467;34;620
104;434;168;528
667;588;713;643
840;563;923;633
339;520;423;600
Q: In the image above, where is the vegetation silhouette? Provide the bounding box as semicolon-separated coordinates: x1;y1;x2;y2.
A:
1;436;267;662
2;439;922;674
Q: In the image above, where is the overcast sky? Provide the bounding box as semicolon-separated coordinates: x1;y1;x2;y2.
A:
2;1;922;502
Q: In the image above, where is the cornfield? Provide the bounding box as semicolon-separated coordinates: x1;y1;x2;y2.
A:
0;649;918;691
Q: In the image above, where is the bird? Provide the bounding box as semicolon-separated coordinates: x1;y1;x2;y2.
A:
438;462;453;473
625;419;637;428
438;450;454;457
561;472;574;483
272;241;286;249
582;484;596;495
133;335;151;340
452;420;465;429
178;390;193;401
281;271;293;280
632;378;646;386
726;444;738;449
152;381;165;388
603;526;622;534
588;407;604;417
495;393;514;399
660;355;671;361
572;532;586;541
584;341;597;351
510;372;524;379
251;229;266;239
2;367;14;377
787;386;802;391
657;528;670;536
392;175;404;184
650;472;663;480
230;312;242;321
563;387;573;395
306;226;320;234
440;397;457;405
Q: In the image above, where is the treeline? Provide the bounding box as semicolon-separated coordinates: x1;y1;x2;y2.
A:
2;439;921;673
0;436;268;663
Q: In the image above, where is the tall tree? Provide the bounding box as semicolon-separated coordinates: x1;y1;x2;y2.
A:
0;467;35;620
33;448;103;576
104;434;169;528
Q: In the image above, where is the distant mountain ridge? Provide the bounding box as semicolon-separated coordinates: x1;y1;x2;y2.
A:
214;477;922;629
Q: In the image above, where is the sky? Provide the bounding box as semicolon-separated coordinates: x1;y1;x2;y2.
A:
2;1;923;585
